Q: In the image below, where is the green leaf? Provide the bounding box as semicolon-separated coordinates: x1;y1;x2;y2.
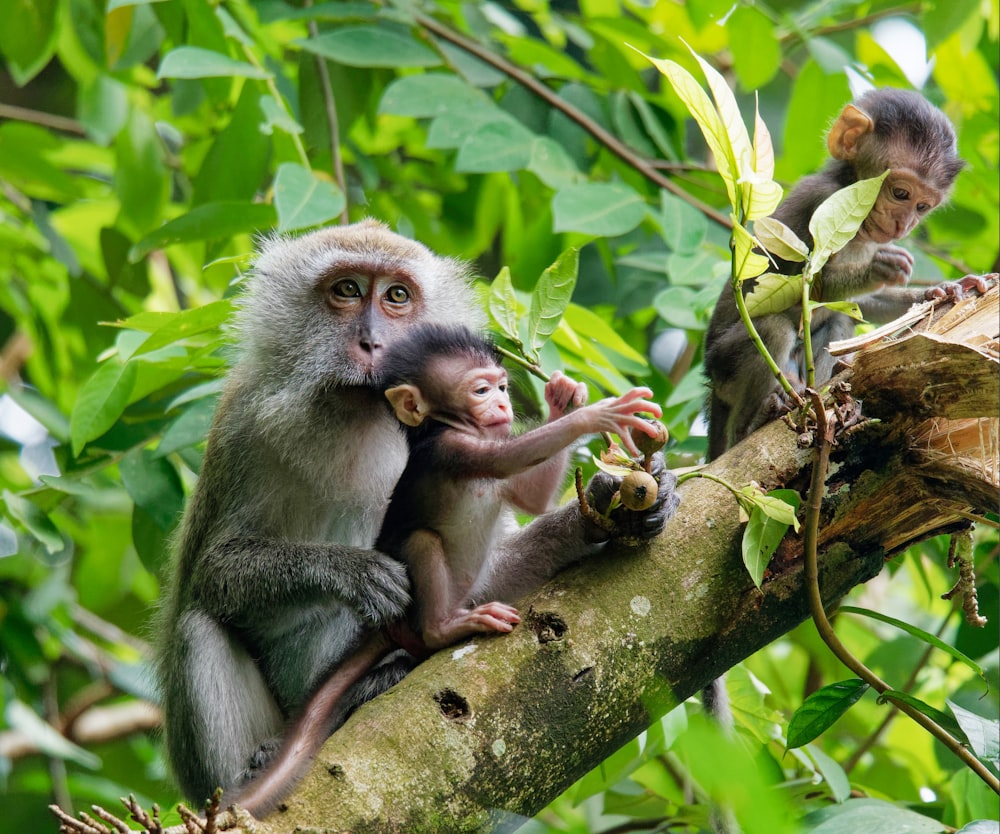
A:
552;183;646;236
754;216;809;262
659;191;707;255
273;163;346;232
120;449;184;532
802;798;947;833
379;73;488;118
70;359;139;455
529;248;579;353
114;300;233;357
742;489;800;588
733;223;770;282
809;172;888;271
879;690;961;736
745;272;802;317
562;304;648;367
807;744;851;803
948;700;1000;766
811;300;864;322
839;606;985;679
5;700;101;768
157;397;218;458
786;679;869;749
487;267;523;344
0;0;57;85
296;26;440;68
455;120;536;173
130;202;276;260
157;46;270;79
727;7;782;90
0;521;16;557
2;492;63;555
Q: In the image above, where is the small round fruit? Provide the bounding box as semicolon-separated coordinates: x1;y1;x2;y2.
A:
619;470;658;511
631;419;669;457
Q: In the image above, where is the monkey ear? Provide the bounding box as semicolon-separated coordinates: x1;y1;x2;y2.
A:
827;104;873;160
386;385;430;427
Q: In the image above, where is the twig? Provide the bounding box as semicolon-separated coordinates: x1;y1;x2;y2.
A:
305;0;349;224
413;12;733;231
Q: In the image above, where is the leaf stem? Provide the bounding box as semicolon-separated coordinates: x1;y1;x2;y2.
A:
801;390;999;794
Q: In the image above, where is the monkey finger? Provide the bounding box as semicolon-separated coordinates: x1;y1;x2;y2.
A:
471;601;521;623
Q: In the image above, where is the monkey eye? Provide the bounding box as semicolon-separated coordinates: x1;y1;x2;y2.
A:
384;284;410;305
916;202;931;214
331;278;362;298
498;383;508;393
891;186;910;201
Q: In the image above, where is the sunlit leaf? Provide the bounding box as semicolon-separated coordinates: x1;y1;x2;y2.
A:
273;163;346;232
157;46;270;79
810;300;864;321
786;679;869;749
130;202;276;260
742;489;800;588
733;224;769;282
562;304;648;367
488;267;522;344
689;48;752;192
807;744;851;803
754;216;808;262
745;272;802;317
640;51;737;208
803;798;947;833
948;700;1000;766
552;183;646;236
296;26;440;68
5;700;101;768
529;248;579;352
809;172;888;271
70;359;139;455
110;301;233;356
839;606;985;678
2;492;63;555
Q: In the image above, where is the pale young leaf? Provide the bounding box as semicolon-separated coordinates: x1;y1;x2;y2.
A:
754;216;809;262
592;456;635;478
809;171;888;263
745;272;803;317
529;248;579;352
733;223;770;282
752;93;775;180
810;300;865;322
689;48;753;182
488;267;523;343
741;174;783;221
640;50;737;208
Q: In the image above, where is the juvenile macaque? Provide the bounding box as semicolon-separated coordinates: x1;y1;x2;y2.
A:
156;220;678;812
704;87;975;459
376;324;664;648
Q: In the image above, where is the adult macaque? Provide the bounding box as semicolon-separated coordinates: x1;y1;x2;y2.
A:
376;324;665;649
156;220;678;810
704;87;982;459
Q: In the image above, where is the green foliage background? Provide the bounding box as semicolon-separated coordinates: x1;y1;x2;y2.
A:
0;1;996;831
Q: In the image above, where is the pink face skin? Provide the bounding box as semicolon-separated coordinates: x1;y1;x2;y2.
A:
458;365;513;439
859;169;941;244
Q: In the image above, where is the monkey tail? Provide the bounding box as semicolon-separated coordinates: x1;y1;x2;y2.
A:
233;630;396;817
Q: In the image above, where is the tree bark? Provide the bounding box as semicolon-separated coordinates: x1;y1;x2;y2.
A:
246;287;999;834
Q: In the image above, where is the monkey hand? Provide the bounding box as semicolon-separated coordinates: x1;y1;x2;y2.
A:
584;452;680;544
340;552;412;625
869;245;914;286
925;273;996;302
545;370;588;421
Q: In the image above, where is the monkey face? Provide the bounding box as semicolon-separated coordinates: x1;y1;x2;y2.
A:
452;363;513;438
862;170;942;244
321;269;424;377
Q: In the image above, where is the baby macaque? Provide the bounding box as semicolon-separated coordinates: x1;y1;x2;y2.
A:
376;323;663;648
704;87;977;459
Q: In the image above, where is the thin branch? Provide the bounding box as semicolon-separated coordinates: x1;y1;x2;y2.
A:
305;0;349;224
802;389;999;794
412;12;733;231
0;103;86;135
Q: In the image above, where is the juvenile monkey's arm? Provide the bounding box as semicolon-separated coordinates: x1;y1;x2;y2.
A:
439;388;660;482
